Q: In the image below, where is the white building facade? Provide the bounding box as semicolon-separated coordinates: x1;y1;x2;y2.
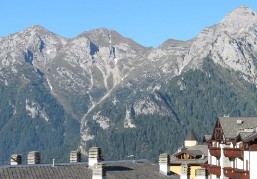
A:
203;117;257;179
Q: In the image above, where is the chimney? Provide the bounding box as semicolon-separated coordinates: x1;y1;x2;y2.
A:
70;150;81;163
88;147;103;167
27;151;41;164
159;153;170;175
195;168;207;179
10;154;22;165
92;163;106;179
185;129;197;147
237;119;243;125
180;164;190;179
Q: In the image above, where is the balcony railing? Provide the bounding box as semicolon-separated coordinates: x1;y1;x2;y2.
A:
209;147;221;157
208;165;221;176
223;147;244;159
223;167;237;178
235;169;249;179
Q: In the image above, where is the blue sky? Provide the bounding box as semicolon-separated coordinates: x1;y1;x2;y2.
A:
1;0;257;47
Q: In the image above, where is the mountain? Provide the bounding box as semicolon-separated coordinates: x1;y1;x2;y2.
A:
1;5;257;163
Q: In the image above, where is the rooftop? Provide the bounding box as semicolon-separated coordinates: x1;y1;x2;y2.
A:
0;160;179;179
170;144;208;165
218;117;257;139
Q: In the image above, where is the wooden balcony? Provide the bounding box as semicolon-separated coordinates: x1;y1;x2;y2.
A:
223;167;237;178
209;147;221;157
223;147;244;159
201;163;209;169
235;169;249;179
208;165;221;176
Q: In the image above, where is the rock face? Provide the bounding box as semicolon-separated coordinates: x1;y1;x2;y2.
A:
1;6;257;162
182;5;257;81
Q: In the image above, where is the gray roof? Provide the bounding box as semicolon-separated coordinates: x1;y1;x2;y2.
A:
219;117;257;139
203;135;212;143
0;160;178;179
184;145;208;156
170;145;208;165
174;150;203;158
242;132;257;142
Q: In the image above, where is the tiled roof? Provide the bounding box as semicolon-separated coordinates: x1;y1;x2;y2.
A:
242;132;257;142
184;145;208;156
174;150;203;158
219;117;257;139
0;160;179;179
170;145;208;165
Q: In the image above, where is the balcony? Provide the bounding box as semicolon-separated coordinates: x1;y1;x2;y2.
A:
208;165;221;176
201;164;209;169
235;169;249;179
223;147;244;159
209;147;221;157
223;167;237;178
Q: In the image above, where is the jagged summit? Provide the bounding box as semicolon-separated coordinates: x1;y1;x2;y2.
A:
159;39;192;50
160;39;187;47
77;28;147;53
21;25;54;36
219;5;257;34
26;25;48;31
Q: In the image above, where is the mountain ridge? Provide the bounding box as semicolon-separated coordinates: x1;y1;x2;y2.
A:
0;5;257;163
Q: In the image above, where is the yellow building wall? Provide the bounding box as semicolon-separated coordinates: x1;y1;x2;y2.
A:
170;165;181;175
190;166;202;179
170;165;202;179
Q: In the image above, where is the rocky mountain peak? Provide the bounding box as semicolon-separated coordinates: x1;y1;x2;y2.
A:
79;28;146;53
24;25;49;33
219;5;257;35
19;25;57;40
81;28;113;47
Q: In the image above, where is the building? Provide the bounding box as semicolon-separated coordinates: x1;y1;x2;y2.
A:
170;130;208;179
203;117;257;179
0;147;179;179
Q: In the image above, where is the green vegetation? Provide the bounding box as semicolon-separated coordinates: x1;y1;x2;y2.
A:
87;115;183;161
1;58;257;164
0;65;80;164
86;58;257;162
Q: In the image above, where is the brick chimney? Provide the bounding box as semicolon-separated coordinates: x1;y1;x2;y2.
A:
159;153;170;175
27;151;41;164
70;150;81;163
88;147;103;167
10;154;22;165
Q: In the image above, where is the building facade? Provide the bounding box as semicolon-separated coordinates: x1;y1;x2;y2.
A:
170;130;208;179
204;117;257;179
